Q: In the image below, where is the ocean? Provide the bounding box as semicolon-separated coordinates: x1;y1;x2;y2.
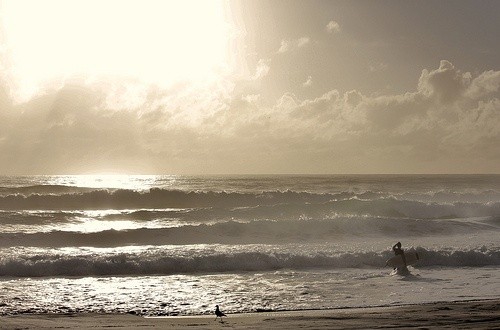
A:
0;174;499;316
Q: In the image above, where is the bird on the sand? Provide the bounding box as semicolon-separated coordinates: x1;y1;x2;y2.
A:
215;305;227;322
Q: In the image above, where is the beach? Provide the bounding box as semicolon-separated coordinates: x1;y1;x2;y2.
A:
1;299;499;329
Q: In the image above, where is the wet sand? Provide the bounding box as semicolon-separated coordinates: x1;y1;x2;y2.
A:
1;299;499;329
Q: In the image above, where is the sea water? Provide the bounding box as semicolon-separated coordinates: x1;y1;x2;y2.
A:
0;175;499;315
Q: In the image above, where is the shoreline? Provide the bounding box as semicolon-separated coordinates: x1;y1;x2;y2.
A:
1;298;499;329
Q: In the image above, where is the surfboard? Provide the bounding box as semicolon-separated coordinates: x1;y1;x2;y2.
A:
390;267;411;276
386;252;420;268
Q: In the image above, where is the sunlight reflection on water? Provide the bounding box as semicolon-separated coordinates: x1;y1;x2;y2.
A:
46;175;172;191
1;267;499;315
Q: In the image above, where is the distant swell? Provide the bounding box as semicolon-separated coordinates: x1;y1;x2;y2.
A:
0;189;499;222
1;248;499;277
0;185;97;197
0;188;334;210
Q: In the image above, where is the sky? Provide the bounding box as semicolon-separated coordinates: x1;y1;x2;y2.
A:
0;0;499;174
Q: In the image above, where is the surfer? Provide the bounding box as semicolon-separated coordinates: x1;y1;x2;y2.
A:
392;241;407;270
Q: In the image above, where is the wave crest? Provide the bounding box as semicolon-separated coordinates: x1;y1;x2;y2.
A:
1;247;499;277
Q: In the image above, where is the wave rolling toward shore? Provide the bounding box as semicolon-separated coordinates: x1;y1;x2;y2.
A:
0;175;499;316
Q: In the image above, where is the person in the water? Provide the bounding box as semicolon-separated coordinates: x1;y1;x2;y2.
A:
392;241;408;271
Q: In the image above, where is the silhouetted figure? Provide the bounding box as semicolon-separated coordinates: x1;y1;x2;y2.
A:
392;241;408;271
215;305;226;322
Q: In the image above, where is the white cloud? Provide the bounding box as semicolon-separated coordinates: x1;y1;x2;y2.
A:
326;20;341;34
241;61;500;172
278;40;290;53
242;94;261;104
278;37;310;53
303;76;313;87
253;59;271;80
0;61;499;174
464;69;500;100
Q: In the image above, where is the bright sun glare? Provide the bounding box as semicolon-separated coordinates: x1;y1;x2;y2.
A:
2;0;232;101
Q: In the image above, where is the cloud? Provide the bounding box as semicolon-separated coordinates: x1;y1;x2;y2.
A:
418;60;471;104
0;61;498;174
465;70;500;99
326;20;341;34
242;94;261;104
0;78;236;174
278;40;290;53
278;37;310;53
303;76;313;87
253;59;271;80
229;60;500;172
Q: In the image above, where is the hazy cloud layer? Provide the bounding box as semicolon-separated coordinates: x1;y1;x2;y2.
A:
0;61;499;174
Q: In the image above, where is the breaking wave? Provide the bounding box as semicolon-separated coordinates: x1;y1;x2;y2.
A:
1;247;499;277
0;186;499;207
